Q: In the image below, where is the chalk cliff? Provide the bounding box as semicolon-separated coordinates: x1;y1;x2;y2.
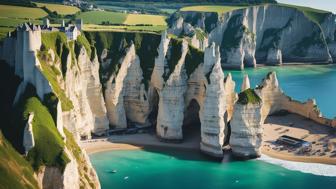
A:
230;89;263;158
0;24;101;189
169;4;336;69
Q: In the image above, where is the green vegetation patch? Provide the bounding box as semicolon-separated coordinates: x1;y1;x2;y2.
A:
35;2;80;15
11;85;69;172
185;45;203;78
0;27;15;41
77;11;128;25
0;5;47;19
38;32;74;111
180;5;246;14
124;14;167;26
0;132;39;189
163;38;183;81
64;129;96;188
22;97;69;172
84;31;161;89
237;88;261;105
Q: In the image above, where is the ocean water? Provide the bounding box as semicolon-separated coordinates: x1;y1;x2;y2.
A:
90;149;336;189
224;65;336;118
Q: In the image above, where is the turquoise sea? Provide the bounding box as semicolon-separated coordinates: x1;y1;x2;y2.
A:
225;65;336;118
90;149;336;189
90;65;336;189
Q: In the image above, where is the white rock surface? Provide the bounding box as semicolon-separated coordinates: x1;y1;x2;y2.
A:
230;90;263;158
23;112;35;155
156;40;188;140
200;45;226;157
241;74;250;91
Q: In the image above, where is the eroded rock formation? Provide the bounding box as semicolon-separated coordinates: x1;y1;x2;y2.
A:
169;4;336;69
230;89;263;158
23;112;35;155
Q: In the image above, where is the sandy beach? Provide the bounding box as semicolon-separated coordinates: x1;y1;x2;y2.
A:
80;132;200;155
262;114;336;165
81;113;336;172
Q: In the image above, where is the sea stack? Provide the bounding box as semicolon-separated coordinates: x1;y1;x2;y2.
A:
241;74;251;91
230;88;263;158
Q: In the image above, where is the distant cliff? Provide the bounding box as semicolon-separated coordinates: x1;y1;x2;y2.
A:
168;4;336;69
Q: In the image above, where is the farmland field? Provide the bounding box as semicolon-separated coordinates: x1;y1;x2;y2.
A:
0;18;42;28
77;11;167;26
35;2;80;15
0;5;47;19
83;24;166;33
124;14;166;25
180;5;246;14
77;11;127;24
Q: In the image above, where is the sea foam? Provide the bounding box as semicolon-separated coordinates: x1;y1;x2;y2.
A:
258;154;336;177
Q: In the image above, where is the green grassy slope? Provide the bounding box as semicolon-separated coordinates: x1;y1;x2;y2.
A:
0;4;47;19
38;32;74;111
77;11;128;25
8;83;69;172
84;31;162;89
0;132;39;189
35;2;80;15
180;5;246;14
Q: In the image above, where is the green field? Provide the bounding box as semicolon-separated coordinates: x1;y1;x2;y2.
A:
0;17;42;28
0;4;47;19
77;11;127;25
77;11;166;26
180;5;246;14
35;2;80;15
83;24;167;33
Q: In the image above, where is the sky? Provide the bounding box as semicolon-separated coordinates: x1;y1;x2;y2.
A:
278;0;336;13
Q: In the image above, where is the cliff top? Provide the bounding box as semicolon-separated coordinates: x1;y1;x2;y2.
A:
237;88;261;105
179;3;331;24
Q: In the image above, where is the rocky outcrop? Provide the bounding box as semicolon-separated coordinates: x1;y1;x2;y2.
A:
224;73;237;121
156;40;189;140
169;4;335;68
256;72;336;127
105;44;150;128
23;112;35;155
230;89;263;158
241;74;250;91
200;48;226;157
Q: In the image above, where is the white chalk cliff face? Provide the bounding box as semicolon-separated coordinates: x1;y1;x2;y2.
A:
64;46;109;139
156;40;189;140
23;113;35;155
105;44;150;128
0;24;102;189
230;89;263;158
200;48;226;157
169;4;336;68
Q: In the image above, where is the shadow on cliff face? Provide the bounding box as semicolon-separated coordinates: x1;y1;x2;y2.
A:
182;99;201;142
0;62;23;152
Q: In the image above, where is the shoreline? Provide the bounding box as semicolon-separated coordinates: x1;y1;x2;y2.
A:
82;136;336;177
